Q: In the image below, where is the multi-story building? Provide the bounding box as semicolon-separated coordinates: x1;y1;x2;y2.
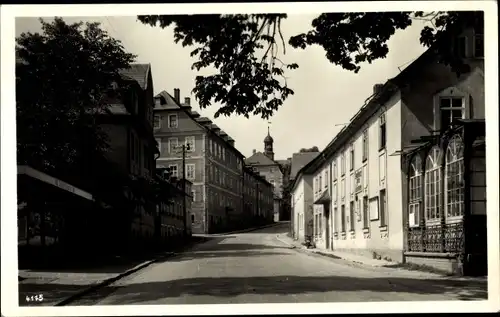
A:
291;23;485;276
97;63;157;249
243;166;274;224
153;89;245;234
155;172;192;247
245;129;286;222
289;152;320;240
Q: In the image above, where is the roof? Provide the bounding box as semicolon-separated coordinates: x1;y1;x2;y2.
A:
245;151;278;166
291;24;472;188
154;90;180;110
290;152;320;180
154;90;245;159
119;63;151;90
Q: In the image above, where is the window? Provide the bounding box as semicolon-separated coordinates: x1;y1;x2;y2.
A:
362;130;368;162
314;177;318;194
341;178;346;199
379;113;386;150
333;160;337;181
349;201;355;231
333;182;337;203
341;205;346;232
168;114;178;128
168;138;178;154
318;213;322;237
408;155;423;227
350;144;355;171
440;97;465;132
379;189;387;226
341;152;346;175
425;146;442;222
324;170;329;189
191;190;196;202
154;115;161;129
156;138;162;154
474;33;484;58
169;164;178;178
445;136;465;219
319;175;322;191
191;214;195;223
186;164;195;180
363;196;369;228
185;136;195;152
454;36;467;58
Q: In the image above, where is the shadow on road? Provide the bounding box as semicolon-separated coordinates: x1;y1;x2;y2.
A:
24;274;486;306
165;250;292;262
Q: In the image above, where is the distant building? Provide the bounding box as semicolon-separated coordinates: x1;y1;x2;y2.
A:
243;166;275;225
154;172;193;246
153;89;245;234
289;152;320;239
245;128;286;222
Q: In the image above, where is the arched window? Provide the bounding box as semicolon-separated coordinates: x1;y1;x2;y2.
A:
425;146;442;222
408;155;423;227
445;135;465;219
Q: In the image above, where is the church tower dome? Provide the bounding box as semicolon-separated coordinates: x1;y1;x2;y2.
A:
264;126;274;161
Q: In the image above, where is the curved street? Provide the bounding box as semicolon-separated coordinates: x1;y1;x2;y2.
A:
71;223;487;305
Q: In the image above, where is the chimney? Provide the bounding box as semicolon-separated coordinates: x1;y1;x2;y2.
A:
373;84;384;95
174;88;180;103
184;97;191;106
253;149;256;154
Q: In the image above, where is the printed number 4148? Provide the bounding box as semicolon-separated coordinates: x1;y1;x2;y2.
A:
26;294;44;302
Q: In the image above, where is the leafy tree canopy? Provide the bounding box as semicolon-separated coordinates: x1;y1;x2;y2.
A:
16;17;136;185
138;11;482;119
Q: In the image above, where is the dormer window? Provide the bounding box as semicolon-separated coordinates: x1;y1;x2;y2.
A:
434;87;470;132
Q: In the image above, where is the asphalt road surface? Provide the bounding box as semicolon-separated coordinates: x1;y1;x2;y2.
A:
71;223;487;305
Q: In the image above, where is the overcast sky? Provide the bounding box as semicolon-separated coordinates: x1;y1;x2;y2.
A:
15;15;428;160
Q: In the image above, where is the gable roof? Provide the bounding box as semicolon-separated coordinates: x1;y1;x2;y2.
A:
245;151;277;166
154;90;245;159
119;63;151;90
290;152;320;180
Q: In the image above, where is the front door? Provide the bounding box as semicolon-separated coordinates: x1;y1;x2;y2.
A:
324;204;330;250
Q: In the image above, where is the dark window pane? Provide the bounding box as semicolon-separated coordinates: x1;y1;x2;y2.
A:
451;98;463;108
440;98;451;108
452;109;463;120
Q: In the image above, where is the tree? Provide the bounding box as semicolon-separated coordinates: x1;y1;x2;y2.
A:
16;17;136;188
138;11;482;118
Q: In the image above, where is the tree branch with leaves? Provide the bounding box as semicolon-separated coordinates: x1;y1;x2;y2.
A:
138;11;482;119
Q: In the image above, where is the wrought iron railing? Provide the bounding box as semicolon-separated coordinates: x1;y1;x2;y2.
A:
407;222;464;254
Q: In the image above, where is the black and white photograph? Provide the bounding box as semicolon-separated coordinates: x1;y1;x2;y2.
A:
1;1;498;316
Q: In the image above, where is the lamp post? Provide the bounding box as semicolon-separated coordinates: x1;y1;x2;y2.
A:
174;143;191;239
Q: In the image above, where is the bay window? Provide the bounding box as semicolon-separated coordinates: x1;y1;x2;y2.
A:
408;155;423;227
424;147;442;222
445;135;465;219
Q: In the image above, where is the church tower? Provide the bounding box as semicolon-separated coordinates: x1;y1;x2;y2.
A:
264;126;275;161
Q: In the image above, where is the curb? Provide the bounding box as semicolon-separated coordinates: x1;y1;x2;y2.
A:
54;238;210;306
54;253;173;306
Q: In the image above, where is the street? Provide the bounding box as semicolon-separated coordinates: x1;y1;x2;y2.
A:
69;223;487;305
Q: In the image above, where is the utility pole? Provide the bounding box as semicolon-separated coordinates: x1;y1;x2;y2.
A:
181;144;188;239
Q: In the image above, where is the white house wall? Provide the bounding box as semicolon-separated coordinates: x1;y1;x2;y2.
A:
328;91;404;262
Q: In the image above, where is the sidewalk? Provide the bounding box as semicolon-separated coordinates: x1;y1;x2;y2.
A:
276;233;395;267
18;237;209;306
276;233;488;282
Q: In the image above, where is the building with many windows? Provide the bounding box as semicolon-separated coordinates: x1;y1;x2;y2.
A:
245;128;288;222
243;166;275;225
290;23;485;275
153;89;245;234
